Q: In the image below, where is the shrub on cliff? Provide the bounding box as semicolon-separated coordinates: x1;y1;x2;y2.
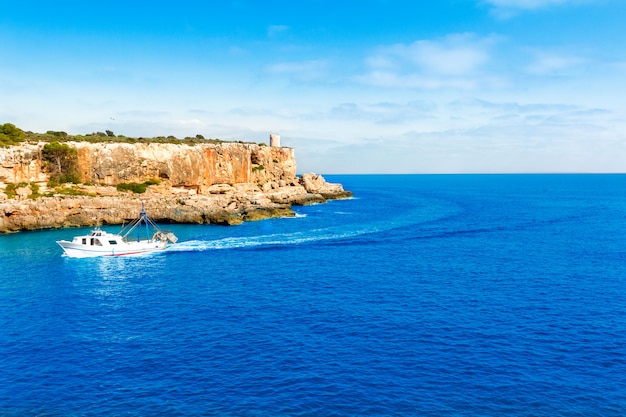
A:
1;182;41;199
116;179;160;194
29;183;41;199
3;183;20;198
42;142;81;185
0;123;25;147
4;123;232;145
46;130;69;140
117;182;148;193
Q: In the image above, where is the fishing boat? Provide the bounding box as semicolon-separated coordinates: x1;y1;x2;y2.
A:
57;205;178;258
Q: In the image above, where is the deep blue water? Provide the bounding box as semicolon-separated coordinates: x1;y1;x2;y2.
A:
1;174;625;416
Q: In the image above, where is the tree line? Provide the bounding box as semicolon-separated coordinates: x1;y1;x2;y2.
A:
0;123;229;147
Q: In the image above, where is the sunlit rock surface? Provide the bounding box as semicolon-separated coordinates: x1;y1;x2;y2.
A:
0;142;351;232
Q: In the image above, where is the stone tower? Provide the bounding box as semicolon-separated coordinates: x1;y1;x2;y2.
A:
270;133;280;147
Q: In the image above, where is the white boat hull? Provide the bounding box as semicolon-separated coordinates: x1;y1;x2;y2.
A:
57;239;168;258
56;206;177;258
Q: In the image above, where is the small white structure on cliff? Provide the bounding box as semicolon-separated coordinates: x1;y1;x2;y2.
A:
270;133;280;147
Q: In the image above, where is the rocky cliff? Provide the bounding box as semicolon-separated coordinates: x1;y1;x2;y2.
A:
0;141;297;187
0;141;352;233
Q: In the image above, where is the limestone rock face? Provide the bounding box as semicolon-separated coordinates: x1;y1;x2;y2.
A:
0;142;296;187
300;173;353;199
0;144;47;184
72;142;297;189
0;141;352;233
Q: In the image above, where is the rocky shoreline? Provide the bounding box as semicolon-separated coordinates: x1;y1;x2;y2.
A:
0;139;352;233
0;173;352;233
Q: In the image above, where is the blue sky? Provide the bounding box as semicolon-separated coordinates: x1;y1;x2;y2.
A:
2;0;625;173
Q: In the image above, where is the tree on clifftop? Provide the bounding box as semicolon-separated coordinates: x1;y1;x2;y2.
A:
42;142;80;185
0;123;25;146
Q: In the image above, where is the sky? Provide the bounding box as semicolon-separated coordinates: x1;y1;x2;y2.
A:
1;0;625;174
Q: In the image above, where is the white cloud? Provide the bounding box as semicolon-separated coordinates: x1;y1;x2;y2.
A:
357;34;500;90
406;37;490;75
328;100;438;125
177;118;203;127
305;105;624;172
289;96;626;174
482;0;592;18
267;25;289;37
524;49;586;75
264;59;329;81
483;0;573;9
356;70;479;89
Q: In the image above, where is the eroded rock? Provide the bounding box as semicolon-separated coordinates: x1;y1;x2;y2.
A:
0;141;352;233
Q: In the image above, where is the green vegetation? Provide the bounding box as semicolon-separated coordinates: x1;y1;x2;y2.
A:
117;182;148;194
0;123;25;147
3;183;23;198
3;182;44;199
0;123;239;145
144;178;161;186
34;130;226;145
252;165;265;172
42;142;81;185
29;183;41;199
116;179;161;194
50;185;96;197
0;123;276;147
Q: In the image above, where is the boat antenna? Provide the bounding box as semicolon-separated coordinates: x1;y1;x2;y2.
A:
139;202;149;242
140;202;147;220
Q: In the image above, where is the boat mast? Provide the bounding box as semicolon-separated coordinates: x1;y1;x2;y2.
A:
118;202;176;244
139;202;149;242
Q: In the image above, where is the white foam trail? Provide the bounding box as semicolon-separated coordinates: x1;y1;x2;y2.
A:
166;197;459;254
167;225;380;253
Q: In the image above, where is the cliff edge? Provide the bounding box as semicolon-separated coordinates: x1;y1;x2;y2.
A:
0;141;352;233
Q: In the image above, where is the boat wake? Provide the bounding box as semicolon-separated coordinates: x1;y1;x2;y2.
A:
167;225;380;253
166;196;460;253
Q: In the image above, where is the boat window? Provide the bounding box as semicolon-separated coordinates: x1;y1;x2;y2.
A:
109;240;117;245
82;238;87;245
93;239;102;246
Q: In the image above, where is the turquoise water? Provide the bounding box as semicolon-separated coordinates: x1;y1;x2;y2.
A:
1;174;625;416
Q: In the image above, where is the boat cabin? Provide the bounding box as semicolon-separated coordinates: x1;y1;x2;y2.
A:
72;230;122;247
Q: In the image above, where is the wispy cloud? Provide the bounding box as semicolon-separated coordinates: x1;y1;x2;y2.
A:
483;0;573;9
525;50;585;75
357;34;501;89
482;0;590;18
229;106;279;117
267;24;289;37
446;97;610;124
329;101;438;125
264;59;329;81
612;61;626;71
308;97;622;173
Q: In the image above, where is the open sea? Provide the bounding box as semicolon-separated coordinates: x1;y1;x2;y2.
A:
1;174;625;416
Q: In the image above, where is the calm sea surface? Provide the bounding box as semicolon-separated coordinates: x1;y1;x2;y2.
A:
1;174;625;416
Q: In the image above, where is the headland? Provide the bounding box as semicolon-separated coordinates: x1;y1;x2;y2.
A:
0;126;351;233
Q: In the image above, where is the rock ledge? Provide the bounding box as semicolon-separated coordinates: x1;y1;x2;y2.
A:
0;174;352;233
